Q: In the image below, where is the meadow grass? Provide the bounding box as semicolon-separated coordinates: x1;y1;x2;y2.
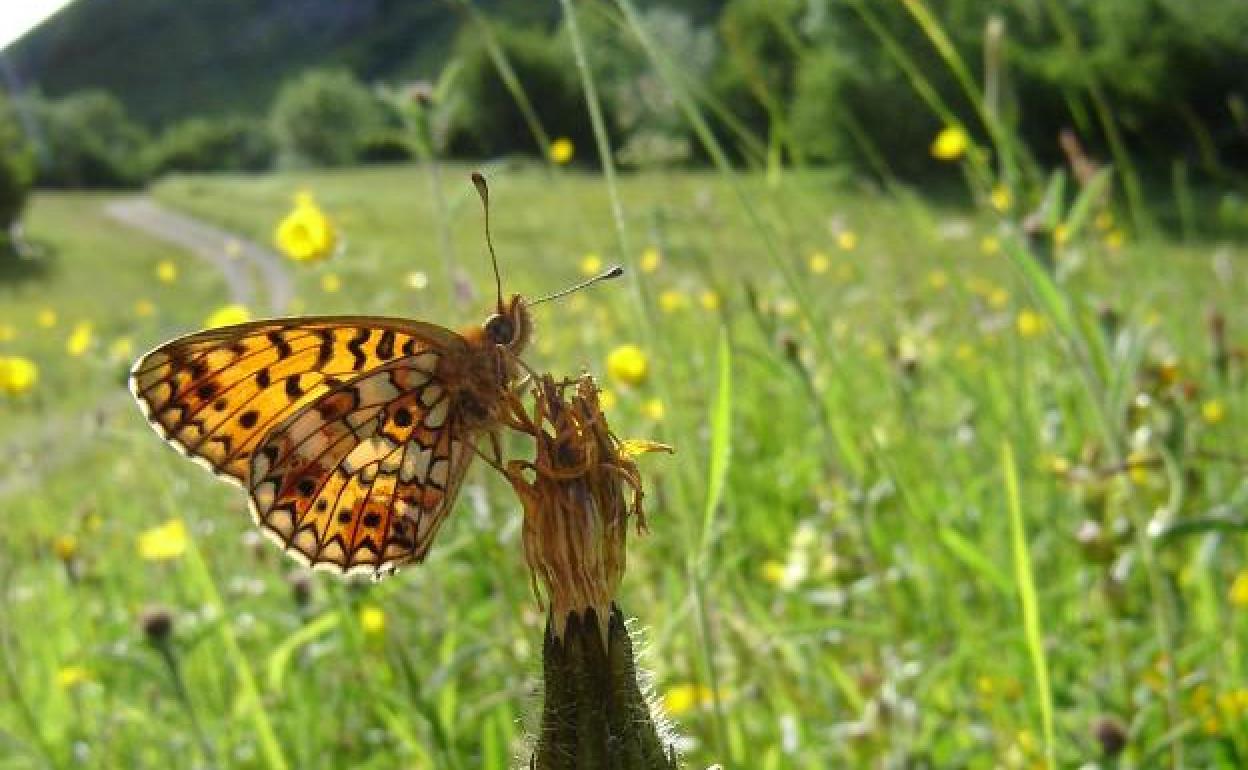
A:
0;159;1243;768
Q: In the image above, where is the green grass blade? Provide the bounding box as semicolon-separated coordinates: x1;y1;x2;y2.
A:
1063;167;1113;239
264;611;340;693
185;538;289;770
699;326;733;568
1002;442;1055;770
939;527;1011;595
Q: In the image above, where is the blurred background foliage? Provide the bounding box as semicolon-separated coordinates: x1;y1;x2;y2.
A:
2;1;1248;767
1;0;1244;194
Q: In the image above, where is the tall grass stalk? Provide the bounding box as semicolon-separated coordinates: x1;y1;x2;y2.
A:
897;0;1024;185
614;0;867;480
183;537;289;770
1038;0;1152;236
0;628;61;768
1005;213;1184;768
556;0;644;330
1002;442;1056;769
453;0;553;158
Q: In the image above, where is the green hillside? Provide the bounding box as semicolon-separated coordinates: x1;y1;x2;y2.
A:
2;0;561;126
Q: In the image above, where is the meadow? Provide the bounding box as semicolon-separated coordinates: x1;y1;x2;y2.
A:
0;158;1244;769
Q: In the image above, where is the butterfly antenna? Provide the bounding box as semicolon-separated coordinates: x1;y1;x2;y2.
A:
471;172;504;313
530;265;625;307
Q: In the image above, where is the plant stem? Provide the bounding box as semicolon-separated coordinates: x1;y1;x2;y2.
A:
533;604;677;770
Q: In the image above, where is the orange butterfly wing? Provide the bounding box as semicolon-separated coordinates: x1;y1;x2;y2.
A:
248;358;473;575
130;317;491;575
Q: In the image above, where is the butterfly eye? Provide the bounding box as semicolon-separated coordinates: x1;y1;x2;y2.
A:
484;314;515;346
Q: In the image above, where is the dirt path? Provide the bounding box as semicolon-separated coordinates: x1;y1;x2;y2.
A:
105;197;294;314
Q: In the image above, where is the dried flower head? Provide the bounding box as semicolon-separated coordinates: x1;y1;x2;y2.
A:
503;374;669;641
139;605;175;644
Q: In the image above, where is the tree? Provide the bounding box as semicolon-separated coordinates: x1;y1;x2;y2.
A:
270;69;387;167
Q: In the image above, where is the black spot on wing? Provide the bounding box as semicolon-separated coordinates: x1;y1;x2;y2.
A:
314;329;334;369
285;373;307;399
347;329;371;370
376;330;396;360
266;330;294;359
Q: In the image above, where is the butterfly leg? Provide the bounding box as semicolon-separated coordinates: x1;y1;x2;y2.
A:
487;427;504;467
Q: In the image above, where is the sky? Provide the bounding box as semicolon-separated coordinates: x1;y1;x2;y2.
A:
0;0;75;49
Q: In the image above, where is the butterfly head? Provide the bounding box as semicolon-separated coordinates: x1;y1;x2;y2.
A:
483;293;531;353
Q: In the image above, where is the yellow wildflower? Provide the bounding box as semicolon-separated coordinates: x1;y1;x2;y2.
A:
639;246;661;273
359;605;386;635
205;304;251;329
662;683;714;717
0;356;38;395
320;272;341;294
1016;309;1044;338
1104;230;1125;251
1126;449;1154;486
37;308;57;328
275;192;336;262
156;260;177;283
927;270;949;290
606;344;648;387
989;288;1009;309
761;561;788;586
658;289;689;314
134;299;156;318
1157;359;1180;385
53;534;78;561
808;251;830;274
138;519;188;561
699;289;720;311
989;184;1012;212
976;675;996;699
1201;399;1226;425
762;557;807;590
1053;223;1070;246
549;137;575;165
109;337;134;362
930;126;970;161
579;253;603;276
774;297;798;317
642;398;665;421
1230;570;1248;608
836;231;858;251
0;323;16;342
406;271;429;290
56;666;90;690
980;235;1000;255
66;322;94;357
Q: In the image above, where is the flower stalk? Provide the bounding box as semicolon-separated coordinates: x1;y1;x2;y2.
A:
504;375;677;769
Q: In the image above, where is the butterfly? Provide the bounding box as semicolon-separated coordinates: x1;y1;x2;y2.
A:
130;174;619;578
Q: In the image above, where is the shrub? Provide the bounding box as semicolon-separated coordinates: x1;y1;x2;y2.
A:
147;116;274;174
445;23;597;160
710;0;804;160
570;6;714;168
270;69;387;167
0;93;34;237
356;131;414;164
23;90;147;188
